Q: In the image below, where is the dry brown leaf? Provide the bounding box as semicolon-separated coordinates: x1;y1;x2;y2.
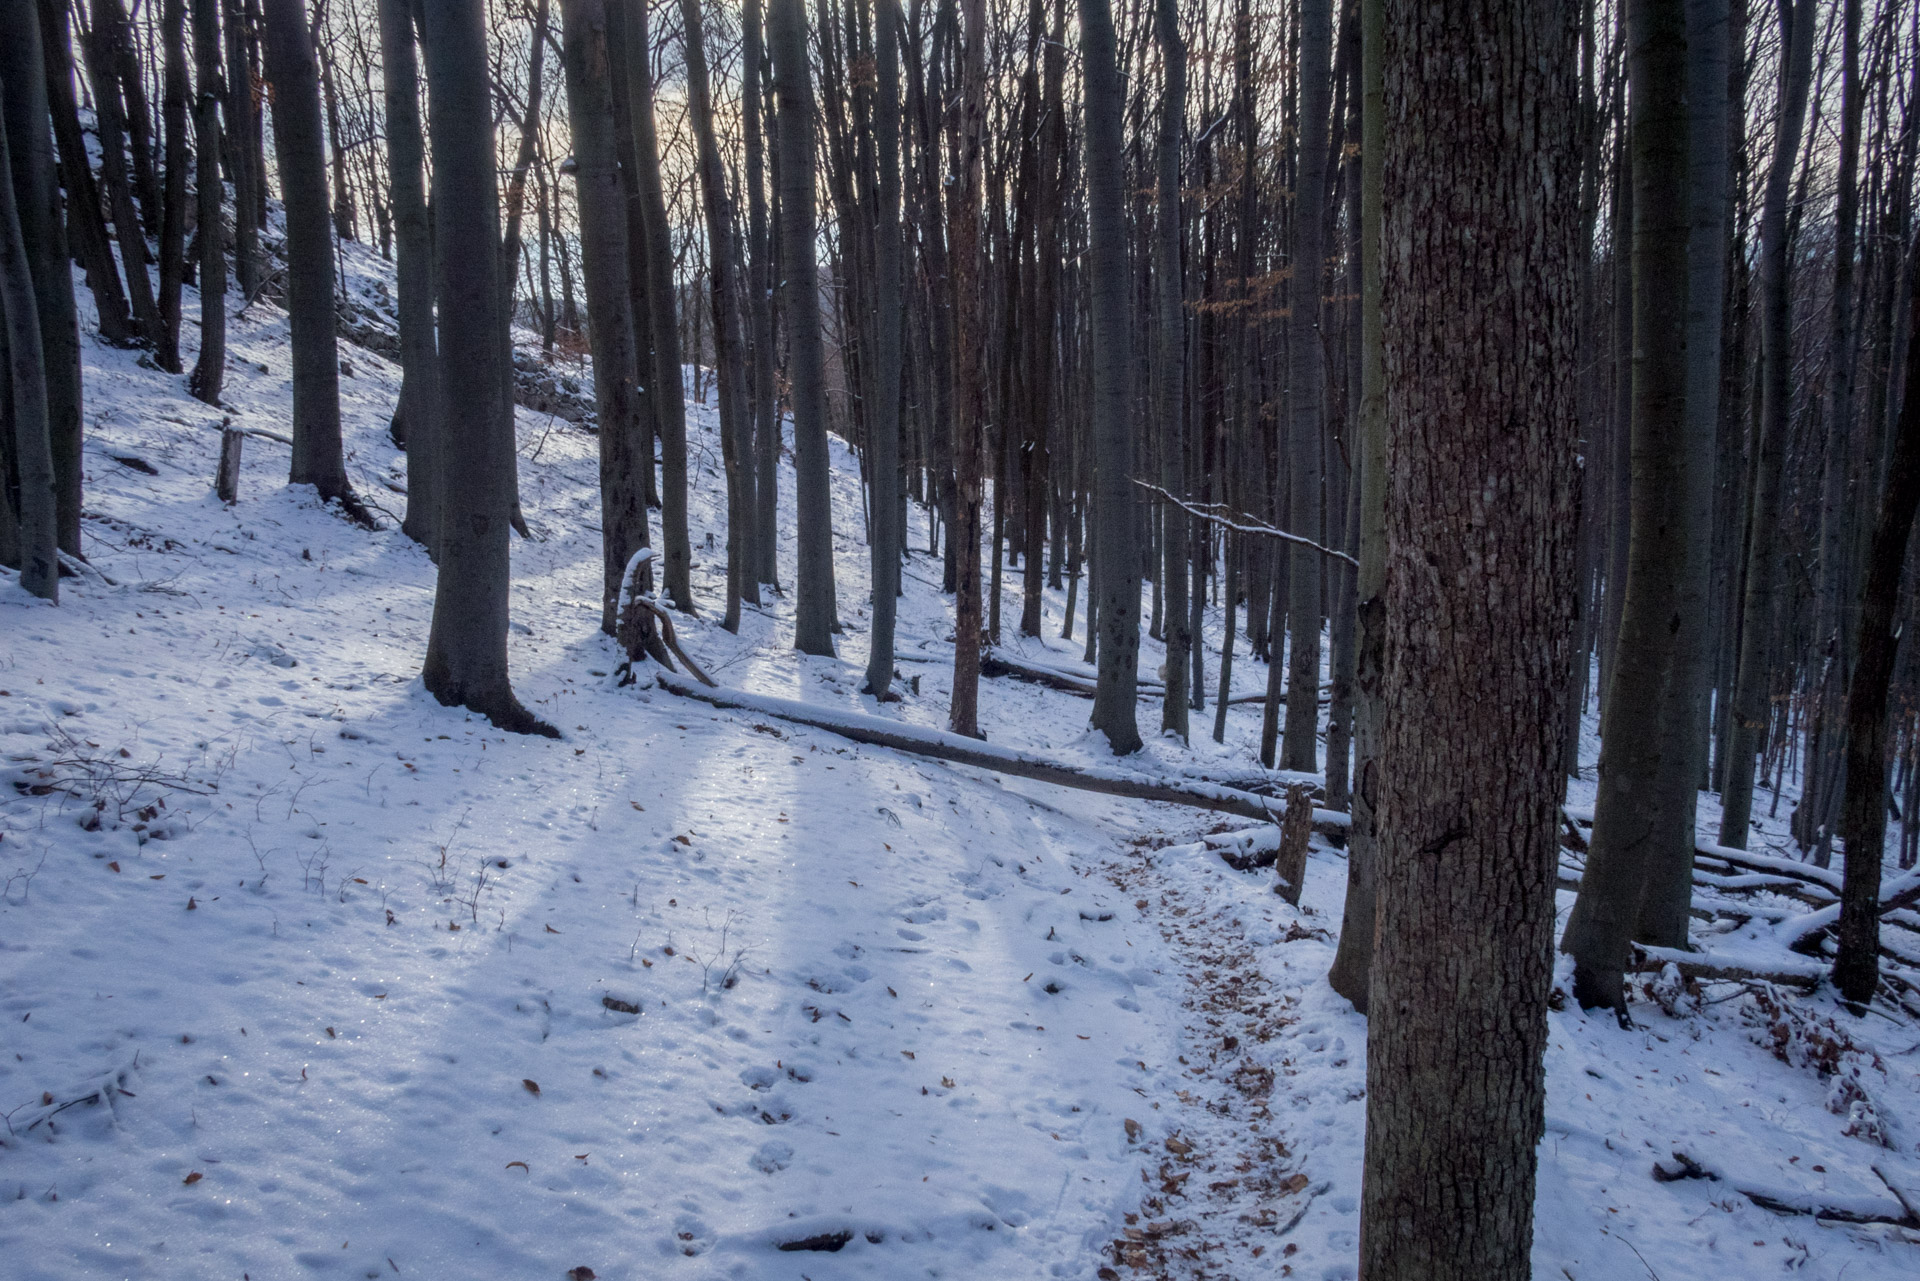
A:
182;1171;203;1185
522;1079;541;1096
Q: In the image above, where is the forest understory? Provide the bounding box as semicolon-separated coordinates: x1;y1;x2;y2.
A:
1;233;1917;1280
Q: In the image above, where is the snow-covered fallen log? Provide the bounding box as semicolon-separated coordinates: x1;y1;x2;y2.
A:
1629;943;1825;991
652;671;1351;833
1652;1151;1920;1227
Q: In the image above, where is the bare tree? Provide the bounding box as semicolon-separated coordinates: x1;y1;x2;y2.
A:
188;0;227;404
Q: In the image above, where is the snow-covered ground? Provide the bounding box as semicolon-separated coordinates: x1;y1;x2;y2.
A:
2;237;1917;1280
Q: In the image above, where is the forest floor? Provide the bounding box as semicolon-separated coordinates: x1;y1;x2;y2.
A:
2;236;1918;1281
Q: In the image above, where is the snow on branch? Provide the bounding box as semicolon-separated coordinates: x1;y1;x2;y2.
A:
1132;481;1358;568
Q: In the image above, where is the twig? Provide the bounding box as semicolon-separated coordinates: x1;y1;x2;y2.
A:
1133;480;1358;567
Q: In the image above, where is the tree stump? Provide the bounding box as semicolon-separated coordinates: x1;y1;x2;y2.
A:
215;421;243;503
1274;782;1313;904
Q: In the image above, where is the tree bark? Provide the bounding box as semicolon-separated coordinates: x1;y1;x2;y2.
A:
862;0;905;698
1154;0;1189;743
1834;241;1920;1008
85;0;165;349
224;0;264;298
188;0;228;405
744;0;780;587
771;0;837;656
947;0;987;737
0;63;57;600
156;0;191;374
1719;0;1815;848
1360;3;1580;1279
418;0;553;736
378;0;439;549
1082;0;1140;755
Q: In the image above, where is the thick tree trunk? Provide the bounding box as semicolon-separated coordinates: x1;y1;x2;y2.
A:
1562;0;1696;1015
744;0;780;586
771;0;837;656
620;0;692;612
1326;0;1384;1014
1082;0;1140;755
558;0;653;639
1281;0;1330;773
1360;3;1580;1279
1834;242;1920;1008
156;0;190;374
378;0;439;550
188;0;228;405
1720;0;1814;848
947;0;987;737
0;71;57;600
418;0;552;736
1154;0;1189;743
260;0;359;516
862;0;904;699
6;0;82;557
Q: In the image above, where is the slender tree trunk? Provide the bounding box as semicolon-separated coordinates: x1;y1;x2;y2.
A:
558;0;653;638
260;0;359;515
225;0;264;299
621;0;693;611
1834;241;1920;1008
863;0;905;698
7;0;82;557
680;0;755;632
418;0;552;736
0;55;57;600
1082;0;1139;755
947;0;987;737
189;0;227;405
744;0;780;587
1154;0;1189;743
40;0;135;356
1282;0;1330;772
772;0;836;655
1562;0;1695;1015
86;0;165;348
379;0;439;550
1720;0;1815;848
1360;2;1580;1277
156;0;190;373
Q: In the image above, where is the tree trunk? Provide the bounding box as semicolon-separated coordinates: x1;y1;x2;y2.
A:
862;0;904;698
680;0;755;633
418;0;552;736
85;0;165;349
1834;241;1920;1008
1360;3;1579;1279
188;0;227;405
260;0;358;515
156;0;190;374
557;0;653;639
379;0;439;550
6;0;83;558
1325;0;1385;1014
1282;0;1330;773
0;65;57;601
1154;0;1189;743
621;0;693;612
1082;0;1140;756
744;0;780;587
947;0;986;737
771;0;837;656
1719;0;1815;848
1562;0;1697;1015
224;0;264;298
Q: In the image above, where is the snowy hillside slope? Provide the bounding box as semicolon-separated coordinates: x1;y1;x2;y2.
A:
0;235;1916;1280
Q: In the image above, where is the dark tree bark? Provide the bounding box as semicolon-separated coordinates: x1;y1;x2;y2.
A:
947;0;987;738
378;0;438;549
1154;0;1189;742
771;0;837;656
0;57;57;600
1326;0;1385;1012
224;0;264;298
39;0;134;355
1082;0;1140;755
260;0;360;515
678;0;756;632
1719;0;1815;848
744;0;779;586
1360;3;1580;1279
1020;0;1065;641
1280;0;1331;772
188;0;228;405
6;0;82;557
621;0;692;612
85;0;166;349
155;0;190;373
418;0;553;736
1563;0;1697;1015
316;11;355;242
1834;242;1920;1008
558;0;652;637
863;0;905;699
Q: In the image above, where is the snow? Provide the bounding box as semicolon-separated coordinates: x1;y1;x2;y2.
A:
0;230;1915;1280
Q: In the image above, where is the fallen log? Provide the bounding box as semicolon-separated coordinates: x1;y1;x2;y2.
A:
1652;1151;1919;1228
1629;943;1824;991
652;671;1351;834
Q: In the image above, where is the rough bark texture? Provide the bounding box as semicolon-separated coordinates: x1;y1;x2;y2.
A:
1720;0;1814;848
771;0;836;656
947;0;987;737
1834;244;1920;1007
0;73;57;600
558;0;652;636
1360;3;1580;1279
863;0;905;699
188;0;227;405
1081;0;1140;755
1563;0;1697;1013
418;0;552;736
1326;0;1384;1012
379;0;439;549
1154;0;1189;742
260;0;355;511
